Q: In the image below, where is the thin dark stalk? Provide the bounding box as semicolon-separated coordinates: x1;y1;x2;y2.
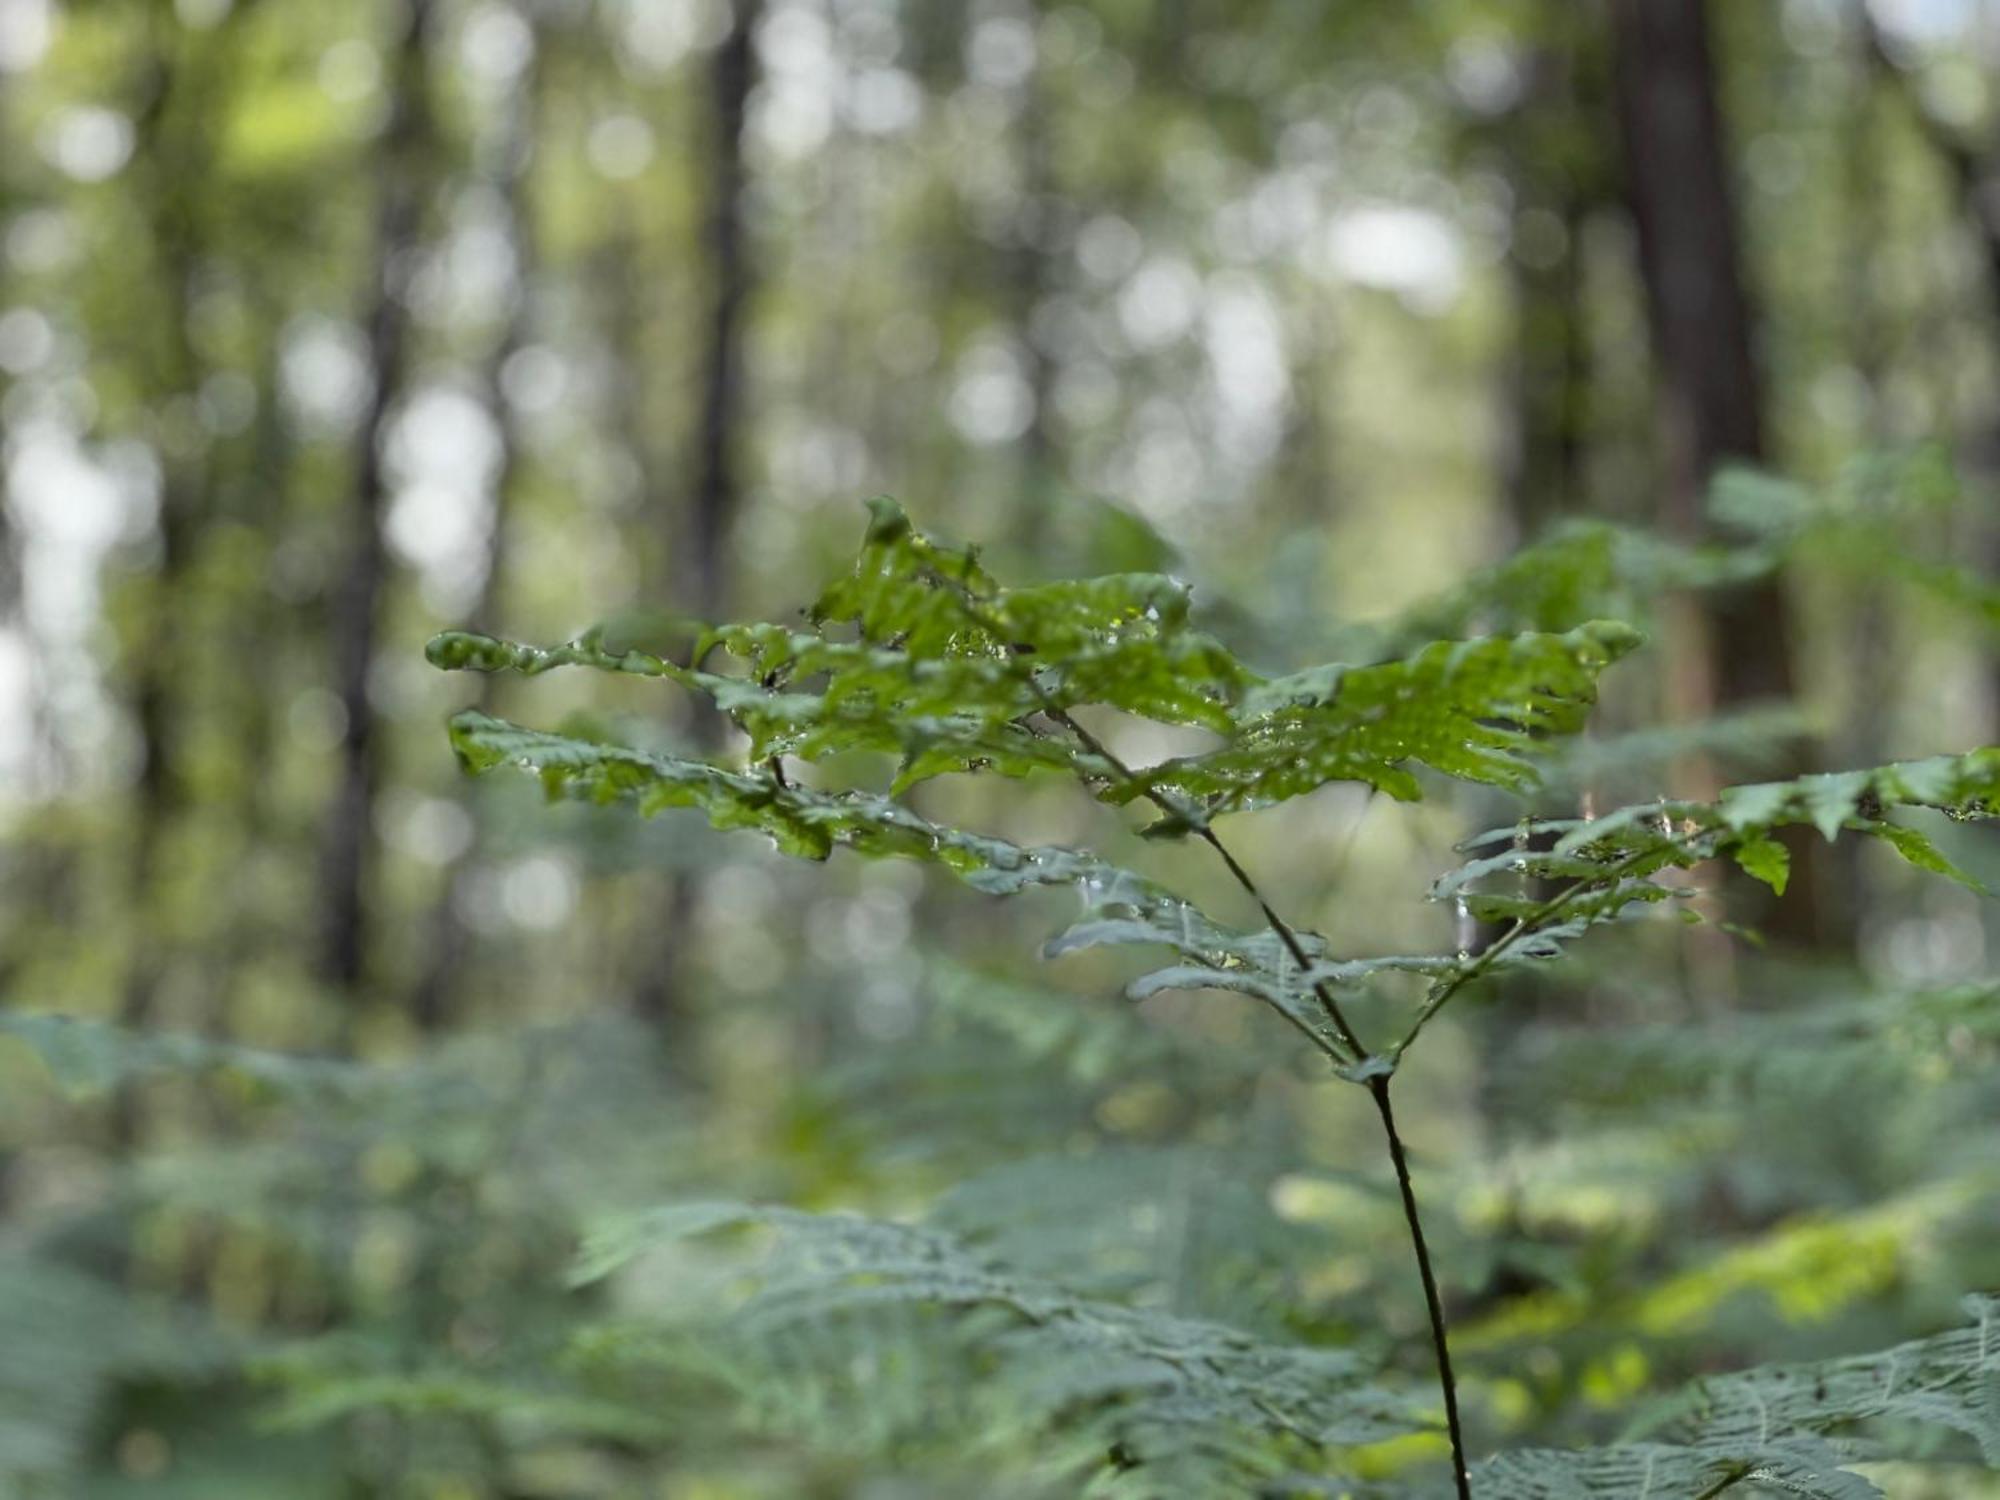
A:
1191;824;1370;1060
1396;835;1687;1059
1690;1465;1752;1500
1040;704;1369;1062
1370;1074;1472;1500
939;595;1468;1486
1038;708;1472;1492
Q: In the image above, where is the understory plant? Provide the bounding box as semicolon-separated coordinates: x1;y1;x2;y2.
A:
426;498;2000;1498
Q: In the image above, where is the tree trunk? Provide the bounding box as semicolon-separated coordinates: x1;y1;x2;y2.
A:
683;0;759;624
316;0;437;1000
631;0;762;1031
410;9;544;1035
1861;16;2000;404
1009;16;1058;562
1497;3;1610;541
114;14;231;1066
1611;0;1829;946
1858;9;2000;957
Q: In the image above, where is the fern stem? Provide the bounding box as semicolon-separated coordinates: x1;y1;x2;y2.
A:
1189;824;1372;1060
929;580;1369;1062
1369;1074;1473;1500
1040;700;1474;1490
959;598;1470;1489
1394;837;1683;1060
1689;1465;1752;1500
1057;696;1470;1489
1038;705;1371;1062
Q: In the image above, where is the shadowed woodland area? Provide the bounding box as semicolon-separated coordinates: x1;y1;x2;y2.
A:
3;0;2000;1496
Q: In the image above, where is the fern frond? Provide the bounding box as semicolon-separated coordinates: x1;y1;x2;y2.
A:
1468;1436;1874;1499
1667;1295;2000;1464
1712;459;2000;638
930;1144;1332;1327
0;1254;235;1488
1442;750;2000;943
1356;519;1772;657
1107;621;1640;818
1534;706;1813;800
1461;1297;2000;1498
444;713;1363;1054
1494;981;2000;1125
434;500;1640;836
0;1010;364;1099
573;1200;1424;1495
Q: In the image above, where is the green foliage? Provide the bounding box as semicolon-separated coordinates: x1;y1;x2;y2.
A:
1477;1296;2000;1499
6;491;1994;1500
0;1011;363;1099
574;1202;1420;1498
1110;620;1640;817
1454;749;1997;908
14;0;2000;1487
0;1255;236;1491
1351;518;1768;659
432;499;1640;832
417;500;2000;1496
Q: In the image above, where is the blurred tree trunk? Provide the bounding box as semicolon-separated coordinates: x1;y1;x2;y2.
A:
410;11;544;1035
1861;16;2000;407
682;0;759;628
1463;10;1620;1097
1611;0;1830;947
1830;19;1895;922
1009;15;1058;562
1497;4;1612;541
1859;10;2000;966
116;14;230;1062
1859;13;2000;736
0;63;17;678
631;0;763;1032
317;0;438;1001
0;63;18;1205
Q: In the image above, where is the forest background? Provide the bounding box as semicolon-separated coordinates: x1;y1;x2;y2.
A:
3;0;2000;1495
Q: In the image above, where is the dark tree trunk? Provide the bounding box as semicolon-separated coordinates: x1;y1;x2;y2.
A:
1497;4;1611;541
631;0;762;1032
682;0;760;624
410;10;544;1035
1612;1;1767;498
316;0;437;999
0;67;20;1200
116;17;227;1051
1009;24;1058;561
1859;10;2000;960
1861;17;2000;380
1611;0;1830;946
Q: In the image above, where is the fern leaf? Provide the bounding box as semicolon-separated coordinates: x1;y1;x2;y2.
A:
0;1011;363;1099
1109;622;1641;815
1441;751;2000;949
1467;1298;2000;1498
1468;1437;1879;1499
573;1199;1423;1494
0;1255;234;1488
433;502;1639;835
446;712;1365;1052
